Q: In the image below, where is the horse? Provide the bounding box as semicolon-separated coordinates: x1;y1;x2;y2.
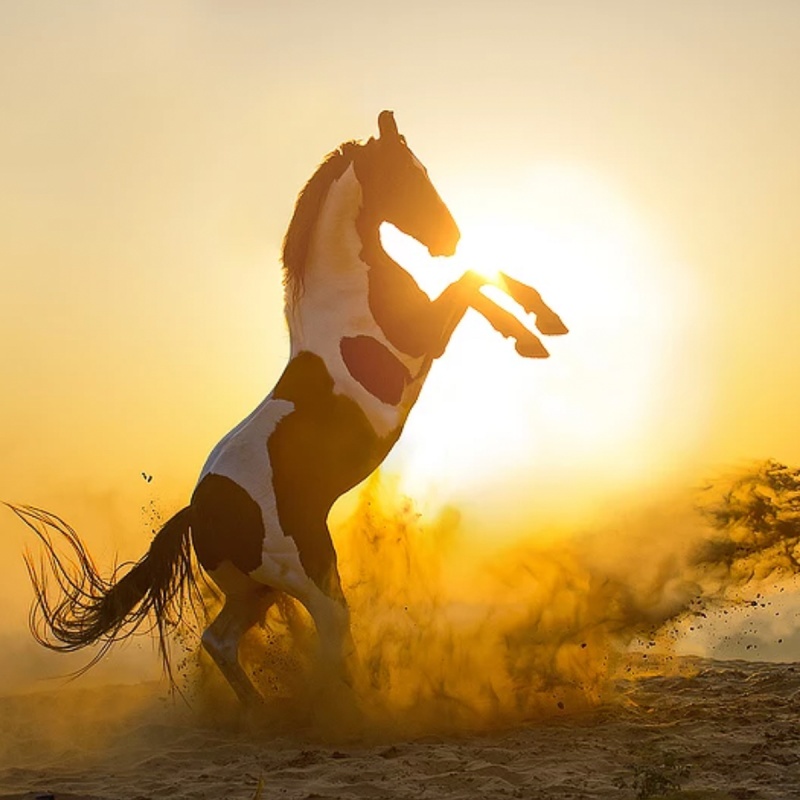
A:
9;111;567;706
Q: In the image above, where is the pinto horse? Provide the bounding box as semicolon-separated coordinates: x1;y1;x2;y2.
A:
10;111;567;706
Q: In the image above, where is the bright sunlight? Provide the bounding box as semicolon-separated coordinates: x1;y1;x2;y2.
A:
381;163;710;527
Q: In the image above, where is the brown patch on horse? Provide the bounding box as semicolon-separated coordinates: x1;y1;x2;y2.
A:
340;335;411;405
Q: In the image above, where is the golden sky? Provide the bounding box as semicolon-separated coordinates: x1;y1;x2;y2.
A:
2;2;800;637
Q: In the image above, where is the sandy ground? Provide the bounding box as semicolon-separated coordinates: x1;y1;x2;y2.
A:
1;658;799;800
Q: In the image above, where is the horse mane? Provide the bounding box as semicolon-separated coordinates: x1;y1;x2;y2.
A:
282;140;363;302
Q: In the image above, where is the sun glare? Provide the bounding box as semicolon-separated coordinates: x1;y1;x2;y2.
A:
381;163;709;528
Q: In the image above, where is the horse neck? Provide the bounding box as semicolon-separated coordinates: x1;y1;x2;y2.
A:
285;162;378;353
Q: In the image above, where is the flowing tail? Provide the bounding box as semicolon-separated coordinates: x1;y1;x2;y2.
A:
6;503;206;680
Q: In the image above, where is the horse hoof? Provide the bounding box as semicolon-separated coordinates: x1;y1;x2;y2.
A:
515;336;549;358
535;312;569;336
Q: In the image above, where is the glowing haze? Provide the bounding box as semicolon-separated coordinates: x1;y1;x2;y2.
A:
2;2;800;680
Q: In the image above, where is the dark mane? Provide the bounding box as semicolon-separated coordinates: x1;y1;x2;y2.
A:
282;140;362;302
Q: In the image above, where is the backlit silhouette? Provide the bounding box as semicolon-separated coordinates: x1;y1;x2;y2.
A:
9;112;567;705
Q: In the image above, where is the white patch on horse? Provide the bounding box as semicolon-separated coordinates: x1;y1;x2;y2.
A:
288;163;425;437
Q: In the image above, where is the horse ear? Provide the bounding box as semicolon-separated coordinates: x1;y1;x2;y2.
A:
378;110;399;140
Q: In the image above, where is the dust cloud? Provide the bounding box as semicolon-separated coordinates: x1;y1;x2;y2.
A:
2;459;799;744
183;460;800;738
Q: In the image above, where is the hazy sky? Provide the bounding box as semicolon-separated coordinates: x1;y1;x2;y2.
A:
1;2;800;659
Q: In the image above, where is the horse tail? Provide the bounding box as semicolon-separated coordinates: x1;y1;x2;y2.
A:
7;503;205;680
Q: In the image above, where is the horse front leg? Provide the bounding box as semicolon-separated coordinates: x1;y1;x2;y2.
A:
497;272;569;336
469;292;551;357
427;271;550;358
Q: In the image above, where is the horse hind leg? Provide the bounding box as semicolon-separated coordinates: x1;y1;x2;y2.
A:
306;592;354;674
202;586;277;707
301;589;365;733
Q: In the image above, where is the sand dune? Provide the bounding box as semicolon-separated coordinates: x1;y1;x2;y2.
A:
1;657;798;800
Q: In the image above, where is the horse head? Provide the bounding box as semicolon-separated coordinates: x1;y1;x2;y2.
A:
357;111;460;258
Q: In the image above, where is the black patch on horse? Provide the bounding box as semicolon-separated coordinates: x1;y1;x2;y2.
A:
190;474;265;573
340;334;411;405
270;351;398;594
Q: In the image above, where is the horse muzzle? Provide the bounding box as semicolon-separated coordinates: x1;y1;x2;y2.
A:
427;223;461;258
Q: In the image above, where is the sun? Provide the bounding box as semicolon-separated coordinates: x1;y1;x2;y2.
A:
379;163;709;529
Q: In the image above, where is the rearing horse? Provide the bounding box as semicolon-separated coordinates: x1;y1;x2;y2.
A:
10;111;567;706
